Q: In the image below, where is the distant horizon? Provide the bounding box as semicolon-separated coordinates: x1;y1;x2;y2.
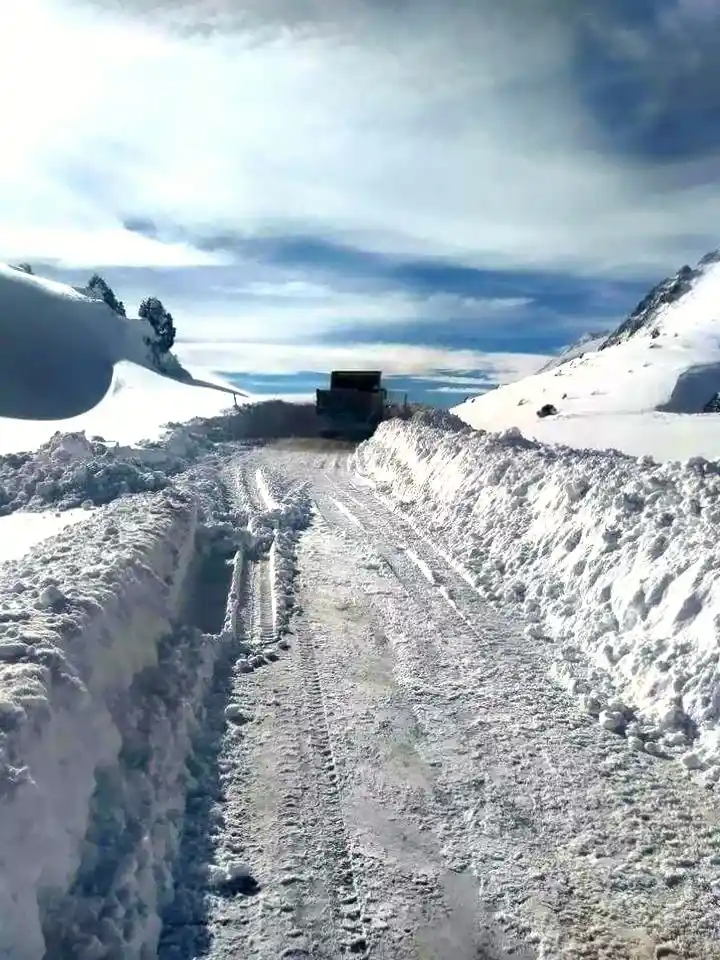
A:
219;369;503;410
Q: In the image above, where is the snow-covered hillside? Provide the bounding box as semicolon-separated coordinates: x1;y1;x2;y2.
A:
0;362;237;454
0;263;241;427
454;253;720;460
536;330;608;373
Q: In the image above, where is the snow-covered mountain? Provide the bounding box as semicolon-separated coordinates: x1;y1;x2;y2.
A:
537;330;609;372
454;251;720;460
601;250;720;349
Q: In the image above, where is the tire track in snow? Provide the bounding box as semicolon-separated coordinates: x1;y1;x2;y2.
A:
198;456;370;958
289;499;520;960
203;560;318;960
328;475;497;625
206;570;370;958
330;496;364;529
322;477;463;622
311;469;720;959
160;461;301;959
250;556;277;650
295;628;370;956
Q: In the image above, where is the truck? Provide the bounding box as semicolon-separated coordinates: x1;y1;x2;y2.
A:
315;370;389;441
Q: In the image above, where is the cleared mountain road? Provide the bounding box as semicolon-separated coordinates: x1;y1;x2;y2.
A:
161;446;720;960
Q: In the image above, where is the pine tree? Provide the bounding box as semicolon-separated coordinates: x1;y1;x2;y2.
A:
85;274;126;317
138;297;176;353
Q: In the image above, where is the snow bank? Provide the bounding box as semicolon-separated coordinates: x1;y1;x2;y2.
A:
0;423;234;517
0;489;214;958
0;263;240;429
0;511;88;564
357;417;720;782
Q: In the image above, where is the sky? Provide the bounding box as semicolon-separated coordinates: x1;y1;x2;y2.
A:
1;0;719;393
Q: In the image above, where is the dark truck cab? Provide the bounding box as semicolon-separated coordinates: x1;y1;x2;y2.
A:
316;370;387;440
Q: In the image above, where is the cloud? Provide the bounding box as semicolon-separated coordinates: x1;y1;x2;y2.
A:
429;386;487;394
36;251;620;361
175;338;549;382
421;374;507;387
171;288;537;346
0;226;228;269
576;1;720;159
1;0;720;280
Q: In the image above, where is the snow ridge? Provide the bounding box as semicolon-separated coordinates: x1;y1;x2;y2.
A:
357;417;720;782
538;331;609;372
602;250;720;349
0;490;200;957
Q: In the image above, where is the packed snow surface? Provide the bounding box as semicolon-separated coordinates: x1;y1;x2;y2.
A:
454;258;720;460
357;416;720;781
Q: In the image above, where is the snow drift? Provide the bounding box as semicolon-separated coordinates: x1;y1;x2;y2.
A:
0;263;158;421
357;416;720;783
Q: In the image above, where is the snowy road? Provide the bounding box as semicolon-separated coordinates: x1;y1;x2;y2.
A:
3;423;720;958
160;447;720;960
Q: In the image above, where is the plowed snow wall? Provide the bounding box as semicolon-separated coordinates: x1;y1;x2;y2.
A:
0;490;200;958
357;419;720;781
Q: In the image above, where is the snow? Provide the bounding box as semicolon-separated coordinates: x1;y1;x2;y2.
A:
0;510;88;564
6;247;720;955
536;331;608;372
1;384;720;954
0;263;156;421
238;445;720;958
357;415;720;782
0;397;321;956
454;260;720;460
0;262;241;451
0;424;219;515
0;361;237;454
0;490;202;957
0;443;281;957
456;409;720;462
